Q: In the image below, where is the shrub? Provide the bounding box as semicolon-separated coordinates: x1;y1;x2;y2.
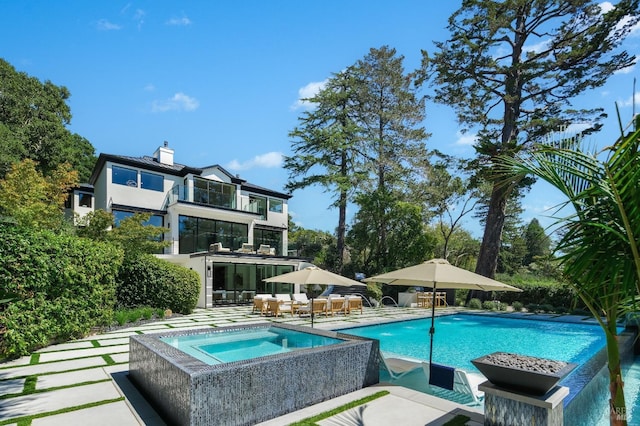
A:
117;254;199;314
482;300;497;310
525;303;540;313
512;301;524;312
0;224;123;358
467;298;482;309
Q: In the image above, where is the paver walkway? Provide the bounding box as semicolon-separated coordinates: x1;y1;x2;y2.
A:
0;305;483;425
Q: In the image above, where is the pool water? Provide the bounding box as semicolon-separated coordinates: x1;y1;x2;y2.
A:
161;327;343;365
341;314;607;372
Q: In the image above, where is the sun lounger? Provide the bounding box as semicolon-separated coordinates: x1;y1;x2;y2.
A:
345;295;363;314
327;297;346;316
267;298;292;317
379;352;422;380
297;299;327;317
421;362;484;404
252;295;271;315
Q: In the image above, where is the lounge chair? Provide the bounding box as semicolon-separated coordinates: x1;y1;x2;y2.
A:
267;298;292;317
327;297;346;316
252;294;271;315
421;362;484;405
237;243;255;253
257;244;275;255
379;352;422;380
345;295;363;314
297;299;327;317
209;242;231;253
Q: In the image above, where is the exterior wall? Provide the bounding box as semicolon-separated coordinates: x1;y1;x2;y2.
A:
104;161;182;212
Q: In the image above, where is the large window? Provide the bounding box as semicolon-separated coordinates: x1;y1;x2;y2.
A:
254;228;282;255
112;166;138;187
140;171;164;192
178;215;248;254
193;177;236;209
113;209;163;227
269;198;283;213
78;192;92;208
248;195;266;219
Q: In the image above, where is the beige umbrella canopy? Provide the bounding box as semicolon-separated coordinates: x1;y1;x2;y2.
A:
264;266;366;326
363;258;522;291
264;266;366;288
364;258;521;365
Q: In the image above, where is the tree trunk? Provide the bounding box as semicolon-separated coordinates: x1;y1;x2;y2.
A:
607;321;627;426
469;181;510;302
336;188;347;274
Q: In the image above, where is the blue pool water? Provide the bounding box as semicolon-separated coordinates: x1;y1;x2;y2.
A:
341;314;607;372
161;327;343;365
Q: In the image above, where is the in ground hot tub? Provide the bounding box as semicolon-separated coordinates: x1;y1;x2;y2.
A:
129;323;380;426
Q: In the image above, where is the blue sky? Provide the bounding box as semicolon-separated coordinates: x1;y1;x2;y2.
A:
2;1;639;237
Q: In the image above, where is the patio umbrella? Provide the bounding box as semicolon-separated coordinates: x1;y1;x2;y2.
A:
263;266;366;327
363;258;522;366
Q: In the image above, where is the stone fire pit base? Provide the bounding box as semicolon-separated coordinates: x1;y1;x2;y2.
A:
480;381;569;426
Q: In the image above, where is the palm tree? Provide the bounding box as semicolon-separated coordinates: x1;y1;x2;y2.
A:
498;119;640;426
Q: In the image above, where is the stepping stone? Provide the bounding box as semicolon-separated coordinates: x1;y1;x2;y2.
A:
38;345;129;363
31;400;143;426
36;367;110;390
1;381;121;421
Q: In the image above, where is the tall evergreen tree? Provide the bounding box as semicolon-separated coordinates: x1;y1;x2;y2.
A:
352;46;429;269
523;218;551;266
285;69;364;272
423;0;640;279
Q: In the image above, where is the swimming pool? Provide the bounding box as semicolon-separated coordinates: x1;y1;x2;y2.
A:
160;327;344;365
340;313;608;372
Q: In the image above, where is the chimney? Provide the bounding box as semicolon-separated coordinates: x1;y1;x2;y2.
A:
153;141;174;166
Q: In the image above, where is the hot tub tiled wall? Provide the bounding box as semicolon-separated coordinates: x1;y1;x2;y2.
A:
129;323;380;426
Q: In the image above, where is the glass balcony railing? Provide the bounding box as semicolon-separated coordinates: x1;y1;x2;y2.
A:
165;184;267;219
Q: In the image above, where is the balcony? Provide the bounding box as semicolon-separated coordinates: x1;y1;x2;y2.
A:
165;184;266;219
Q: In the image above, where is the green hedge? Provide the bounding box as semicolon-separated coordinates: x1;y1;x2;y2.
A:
117;254;200;314
493;282;580;310
0;224;123;358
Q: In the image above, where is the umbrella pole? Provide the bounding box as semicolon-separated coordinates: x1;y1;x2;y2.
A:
311;296;314;328
429;283;437;366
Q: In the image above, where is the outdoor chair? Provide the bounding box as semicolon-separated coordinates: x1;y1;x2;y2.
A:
267;298;292;317
297;299;327;317
252;297;269;315
345;295;363;314
421;362;484;405
380;352;422;380
327;297;347;316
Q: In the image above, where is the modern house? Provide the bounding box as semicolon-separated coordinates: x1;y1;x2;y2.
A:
75;142;311;308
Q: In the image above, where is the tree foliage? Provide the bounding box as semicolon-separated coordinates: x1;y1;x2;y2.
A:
424;0;640;279
0;159;78;231
286;69;364;271
0;59;96;181
499;121;640;425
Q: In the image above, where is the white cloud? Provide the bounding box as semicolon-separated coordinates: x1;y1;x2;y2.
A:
133;9;145;30
291;80;328;110
620;91;640;108
523;39;550;55
167;16;192;26
454;131;477;146
600;1;640;36
96;19;121;31
226;152;283;171
151;92;199;112
143;83;156;92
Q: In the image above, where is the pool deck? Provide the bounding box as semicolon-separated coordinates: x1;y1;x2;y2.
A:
0;306;599;425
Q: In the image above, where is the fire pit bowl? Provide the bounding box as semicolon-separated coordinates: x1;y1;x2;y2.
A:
471;352;576;395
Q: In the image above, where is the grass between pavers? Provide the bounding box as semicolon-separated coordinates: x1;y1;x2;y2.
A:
288;390;390;426
0;379;112;399
29;354;39;364
0;397;125;426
